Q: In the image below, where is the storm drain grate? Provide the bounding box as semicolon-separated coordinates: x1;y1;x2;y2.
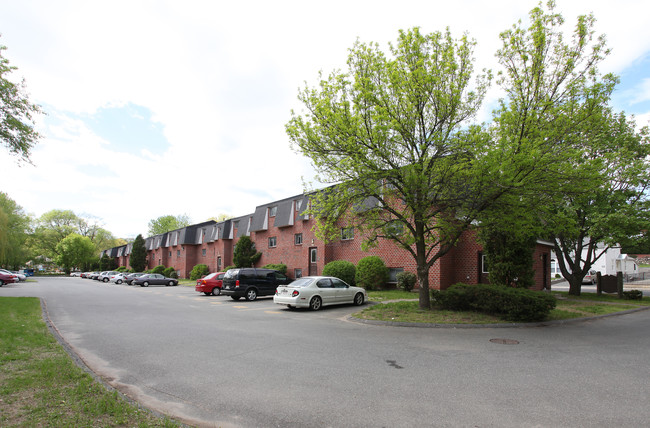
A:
490;338;520;345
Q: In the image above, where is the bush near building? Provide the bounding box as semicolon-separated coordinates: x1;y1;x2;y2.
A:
396;271;417;292
437;283;556;322
262;263;287;275
322;260;356;286
355;256;389;290
163;267;178;279
190;264;209;280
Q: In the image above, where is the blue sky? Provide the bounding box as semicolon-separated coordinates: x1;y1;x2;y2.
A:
1;0;649;239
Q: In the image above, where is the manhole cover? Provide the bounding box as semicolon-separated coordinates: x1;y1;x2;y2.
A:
490;338;520;345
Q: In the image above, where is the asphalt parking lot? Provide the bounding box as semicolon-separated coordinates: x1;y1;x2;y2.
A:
3;277;650;428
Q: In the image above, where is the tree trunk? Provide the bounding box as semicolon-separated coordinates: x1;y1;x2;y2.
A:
417;265;431;310
568;276;582;296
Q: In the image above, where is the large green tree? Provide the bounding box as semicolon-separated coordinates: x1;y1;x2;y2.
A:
490;2;649;295
54;233;96;273
0;192;32;269
233;236;262;268
546;111;650;295
287;3;621;309
147;214;191;236
129;234;147;272
1;39;42;163
287;27;492;309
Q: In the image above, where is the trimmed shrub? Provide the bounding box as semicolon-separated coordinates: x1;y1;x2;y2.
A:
439;283;556;322
224;265;236;272
190;264;210;281
355;256;388;290
163;267;178;279
396;271;417;292
151;265;166;275
622;290;643;300
323;260;356;286
116;266;127;272
262;263;287;275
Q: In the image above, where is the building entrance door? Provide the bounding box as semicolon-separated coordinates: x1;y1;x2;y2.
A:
309;247;318;276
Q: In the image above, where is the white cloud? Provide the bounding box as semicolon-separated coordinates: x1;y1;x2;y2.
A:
2;0;650;238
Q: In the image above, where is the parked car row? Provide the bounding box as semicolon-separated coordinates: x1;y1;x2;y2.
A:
194;268;368;311
76;271;178;287
71;267;366;310
0;271;18;286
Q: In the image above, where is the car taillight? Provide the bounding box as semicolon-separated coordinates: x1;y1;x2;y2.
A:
292;290;299;297
235;279;240;288
201;280;206;285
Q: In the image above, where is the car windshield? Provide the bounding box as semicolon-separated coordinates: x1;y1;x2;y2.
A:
285;277;312;288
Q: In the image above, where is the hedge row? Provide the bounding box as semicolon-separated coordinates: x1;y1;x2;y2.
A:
437;283;556;322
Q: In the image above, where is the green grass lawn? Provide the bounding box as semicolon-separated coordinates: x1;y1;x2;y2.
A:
357;289;649;324
0;297;180;427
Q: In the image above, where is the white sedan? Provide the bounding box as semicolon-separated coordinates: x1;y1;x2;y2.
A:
274;276;367;310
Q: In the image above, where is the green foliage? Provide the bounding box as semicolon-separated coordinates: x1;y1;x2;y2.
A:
233;236;262;268
439;283;556;322
286;26;491;309
478;226;537;288
163;267;178;279
0;192;32;269
262;263;287;275
116;266;127;272
622;290;643;300
129;234;147;272
147;214;191;236
396;271;417;292
189;264;209;280
224;265;236;272
355;256;389;290
151;265;166;275
98;254;117;271
55;234;97;273
0;40;43;163
322;260;356;285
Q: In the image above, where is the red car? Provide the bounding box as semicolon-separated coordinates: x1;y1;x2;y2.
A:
196;272;225;296
0;272;17;286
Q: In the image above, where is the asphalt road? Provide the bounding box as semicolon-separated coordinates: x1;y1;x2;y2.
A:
3;277;650;427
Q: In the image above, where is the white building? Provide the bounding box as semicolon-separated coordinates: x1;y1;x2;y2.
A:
551;242;638;277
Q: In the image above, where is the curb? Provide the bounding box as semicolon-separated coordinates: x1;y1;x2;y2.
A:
347;302;650;328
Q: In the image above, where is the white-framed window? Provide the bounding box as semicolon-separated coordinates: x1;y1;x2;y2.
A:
341;227;354;240
268;236;277;248
270;206;277;217
177;250;181;257
295;268;302;278
310;248;317;263
296;199;303;211
202;249;207;257
295;233;303;245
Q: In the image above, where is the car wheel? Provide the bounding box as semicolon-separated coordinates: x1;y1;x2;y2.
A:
0;280;4;286
245;288;258;301
103;277;109;282
171;281;177;286
212;287;221;296
231;296;241;301
143;281;149;287
354;292;365;306
309;296;322;311
204;292;211;296
116;279;122;284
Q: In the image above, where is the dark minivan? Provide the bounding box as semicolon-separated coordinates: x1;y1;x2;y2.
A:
222;268;291;301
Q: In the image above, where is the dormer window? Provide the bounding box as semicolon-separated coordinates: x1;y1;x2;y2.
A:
270;206;277;217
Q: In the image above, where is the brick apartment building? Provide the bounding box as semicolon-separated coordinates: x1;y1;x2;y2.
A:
102;192;553;291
